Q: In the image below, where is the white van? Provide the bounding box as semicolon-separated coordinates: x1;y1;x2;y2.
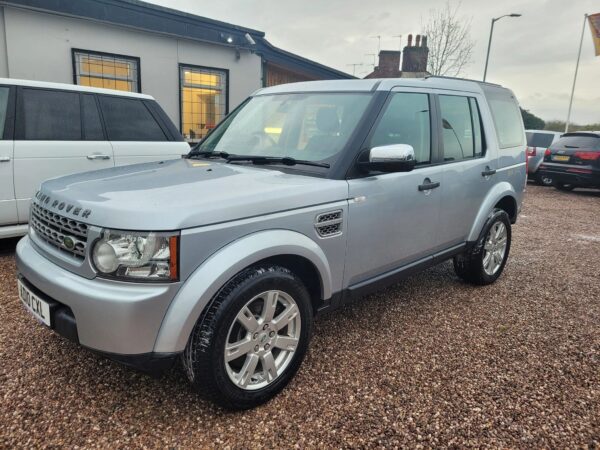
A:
0;78;188;238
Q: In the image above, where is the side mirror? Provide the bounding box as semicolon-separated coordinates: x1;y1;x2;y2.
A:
359;144;416;173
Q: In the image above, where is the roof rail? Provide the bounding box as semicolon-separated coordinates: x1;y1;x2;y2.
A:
423;75;502;87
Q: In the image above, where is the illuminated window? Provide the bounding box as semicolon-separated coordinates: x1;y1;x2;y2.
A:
180;65;227;142
73;50;140;93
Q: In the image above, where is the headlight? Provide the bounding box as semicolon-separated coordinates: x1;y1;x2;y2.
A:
92;230;179;282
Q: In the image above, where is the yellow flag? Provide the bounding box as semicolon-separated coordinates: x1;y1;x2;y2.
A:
589;13;600;56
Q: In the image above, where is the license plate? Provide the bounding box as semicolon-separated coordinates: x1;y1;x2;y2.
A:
553;155;570;162
18;279;51;327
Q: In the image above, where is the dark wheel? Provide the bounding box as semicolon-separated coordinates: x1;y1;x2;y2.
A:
536;172;553;186
555;182;575;191
182;265;313;409
453;208;511;285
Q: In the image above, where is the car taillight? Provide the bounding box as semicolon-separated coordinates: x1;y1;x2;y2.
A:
544;148;552;157
526;147;536;156
573;151;600;161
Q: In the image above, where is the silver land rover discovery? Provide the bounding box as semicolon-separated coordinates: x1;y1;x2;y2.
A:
16;77;526;409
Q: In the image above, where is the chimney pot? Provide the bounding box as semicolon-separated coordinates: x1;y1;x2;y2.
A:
422;35;428;48
416;34;421;47
407;34;413;47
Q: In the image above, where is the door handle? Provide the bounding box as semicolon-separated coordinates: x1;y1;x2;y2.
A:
87;154;111;160
418;181;441;191
0;156;10;162
482;168;496;177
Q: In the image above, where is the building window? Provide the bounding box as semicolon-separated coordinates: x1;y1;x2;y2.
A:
180;65;228;141
73;49;140;93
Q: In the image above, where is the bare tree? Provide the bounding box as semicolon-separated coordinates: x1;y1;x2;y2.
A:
422;1;474;77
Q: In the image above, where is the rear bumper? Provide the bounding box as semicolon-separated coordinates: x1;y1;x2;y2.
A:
538;164;600;187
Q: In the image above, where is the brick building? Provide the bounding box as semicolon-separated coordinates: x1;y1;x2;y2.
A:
365;34;429;79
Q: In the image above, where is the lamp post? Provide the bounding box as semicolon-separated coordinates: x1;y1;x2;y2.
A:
483;13;522;81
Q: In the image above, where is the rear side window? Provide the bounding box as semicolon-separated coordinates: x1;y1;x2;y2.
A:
0;87;9;138
81;94;104;140
526;132;556;148
439;95;484;162
370;92;431;165
550;135;600;150
99;96;167;141
21;89;81;140
485;89;524;148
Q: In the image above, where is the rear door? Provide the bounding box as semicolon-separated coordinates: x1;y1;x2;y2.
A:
98;96;185;165
436;92;496;247
544;133;600;169
0;86;16;226
13;88;114;222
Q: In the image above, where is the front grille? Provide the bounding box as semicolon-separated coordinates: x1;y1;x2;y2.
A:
30;202;88;258
315;210;343;238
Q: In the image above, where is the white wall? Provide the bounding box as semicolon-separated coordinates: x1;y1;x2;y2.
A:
0;6;262;129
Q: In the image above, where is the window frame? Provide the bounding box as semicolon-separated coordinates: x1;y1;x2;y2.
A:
0;85;15;140
433;93;487;165
356;89;438;176
178;63;229;141
72;48;142;94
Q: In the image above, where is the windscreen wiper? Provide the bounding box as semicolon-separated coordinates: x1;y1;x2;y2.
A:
226;155;330;169
186;150;231;159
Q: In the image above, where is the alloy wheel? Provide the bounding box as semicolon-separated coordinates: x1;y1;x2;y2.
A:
483;221;508;276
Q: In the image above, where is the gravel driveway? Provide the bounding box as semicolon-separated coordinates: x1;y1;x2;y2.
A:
1;185;599;448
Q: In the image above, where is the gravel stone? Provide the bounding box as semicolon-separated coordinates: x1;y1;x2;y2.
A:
1;185;599;448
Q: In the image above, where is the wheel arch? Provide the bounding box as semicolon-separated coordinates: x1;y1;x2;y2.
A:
153;229;333;353
467;182;519;242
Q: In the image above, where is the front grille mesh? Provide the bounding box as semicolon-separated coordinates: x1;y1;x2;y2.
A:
315;210;343;238
30;203;88;258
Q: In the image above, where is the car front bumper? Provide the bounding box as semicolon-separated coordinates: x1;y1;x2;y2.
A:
15;236;182;374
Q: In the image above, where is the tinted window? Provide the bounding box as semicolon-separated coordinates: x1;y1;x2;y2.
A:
526;132;556;148
485;90;524;148
439;95;484;161
82;94;104;140
99;96;167;141
0;87;9;138
370;92;431;165
22;89;81;140
550;135;600;150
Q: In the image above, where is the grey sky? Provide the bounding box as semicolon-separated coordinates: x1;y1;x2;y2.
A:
149;0;599;124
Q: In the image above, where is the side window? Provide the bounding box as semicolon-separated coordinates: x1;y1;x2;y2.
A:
370;92;431;165
485;90;524;148
21;89;81;140
98;96;167;141
81;94;104;140
0;87;9;138
439;95;484;162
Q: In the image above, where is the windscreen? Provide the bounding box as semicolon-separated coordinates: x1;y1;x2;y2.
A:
526;132;556;148
197;93;372;165
550;135;600;150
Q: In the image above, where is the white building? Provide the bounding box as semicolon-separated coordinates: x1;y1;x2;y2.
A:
0;0;351;141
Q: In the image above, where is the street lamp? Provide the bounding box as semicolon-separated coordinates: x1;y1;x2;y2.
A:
483;13;522;81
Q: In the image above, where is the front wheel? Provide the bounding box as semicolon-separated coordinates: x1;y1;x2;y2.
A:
182;265;313;409
453;209;511;285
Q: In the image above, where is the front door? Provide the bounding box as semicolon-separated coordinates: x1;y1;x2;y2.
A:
0;86;17;226
344;91;443;286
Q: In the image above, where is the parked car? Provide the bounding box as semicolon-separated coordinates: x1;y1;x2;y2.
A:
525;129;562;185
0;78;188;239
16;77;526;409
538;132;600;191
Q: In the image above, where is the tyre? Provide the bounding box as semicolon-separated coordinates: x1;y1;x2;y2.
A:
182;264;313;409
453;208;511;285
555;182;575;191
536;172;553;186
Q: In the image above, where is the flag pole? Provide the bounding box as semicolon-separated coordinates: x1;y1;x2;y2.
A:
565;14;588;133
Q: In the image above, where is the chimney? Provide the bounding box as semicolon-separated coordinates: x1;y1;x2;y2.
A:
376;50;401;76
401;33;429;73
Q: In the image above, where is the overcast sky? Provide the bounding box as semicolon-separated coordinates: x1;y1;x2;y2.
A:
149;0;599;125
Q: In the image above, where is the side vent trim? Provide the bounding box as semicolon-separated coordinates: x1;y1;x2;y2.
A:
314;210;343;238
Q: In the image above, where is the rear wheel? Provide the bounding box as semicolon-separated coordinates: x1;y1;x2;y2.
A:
453;209;511;285
182;265;312;409
536;172;553;186
555;182;575;191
